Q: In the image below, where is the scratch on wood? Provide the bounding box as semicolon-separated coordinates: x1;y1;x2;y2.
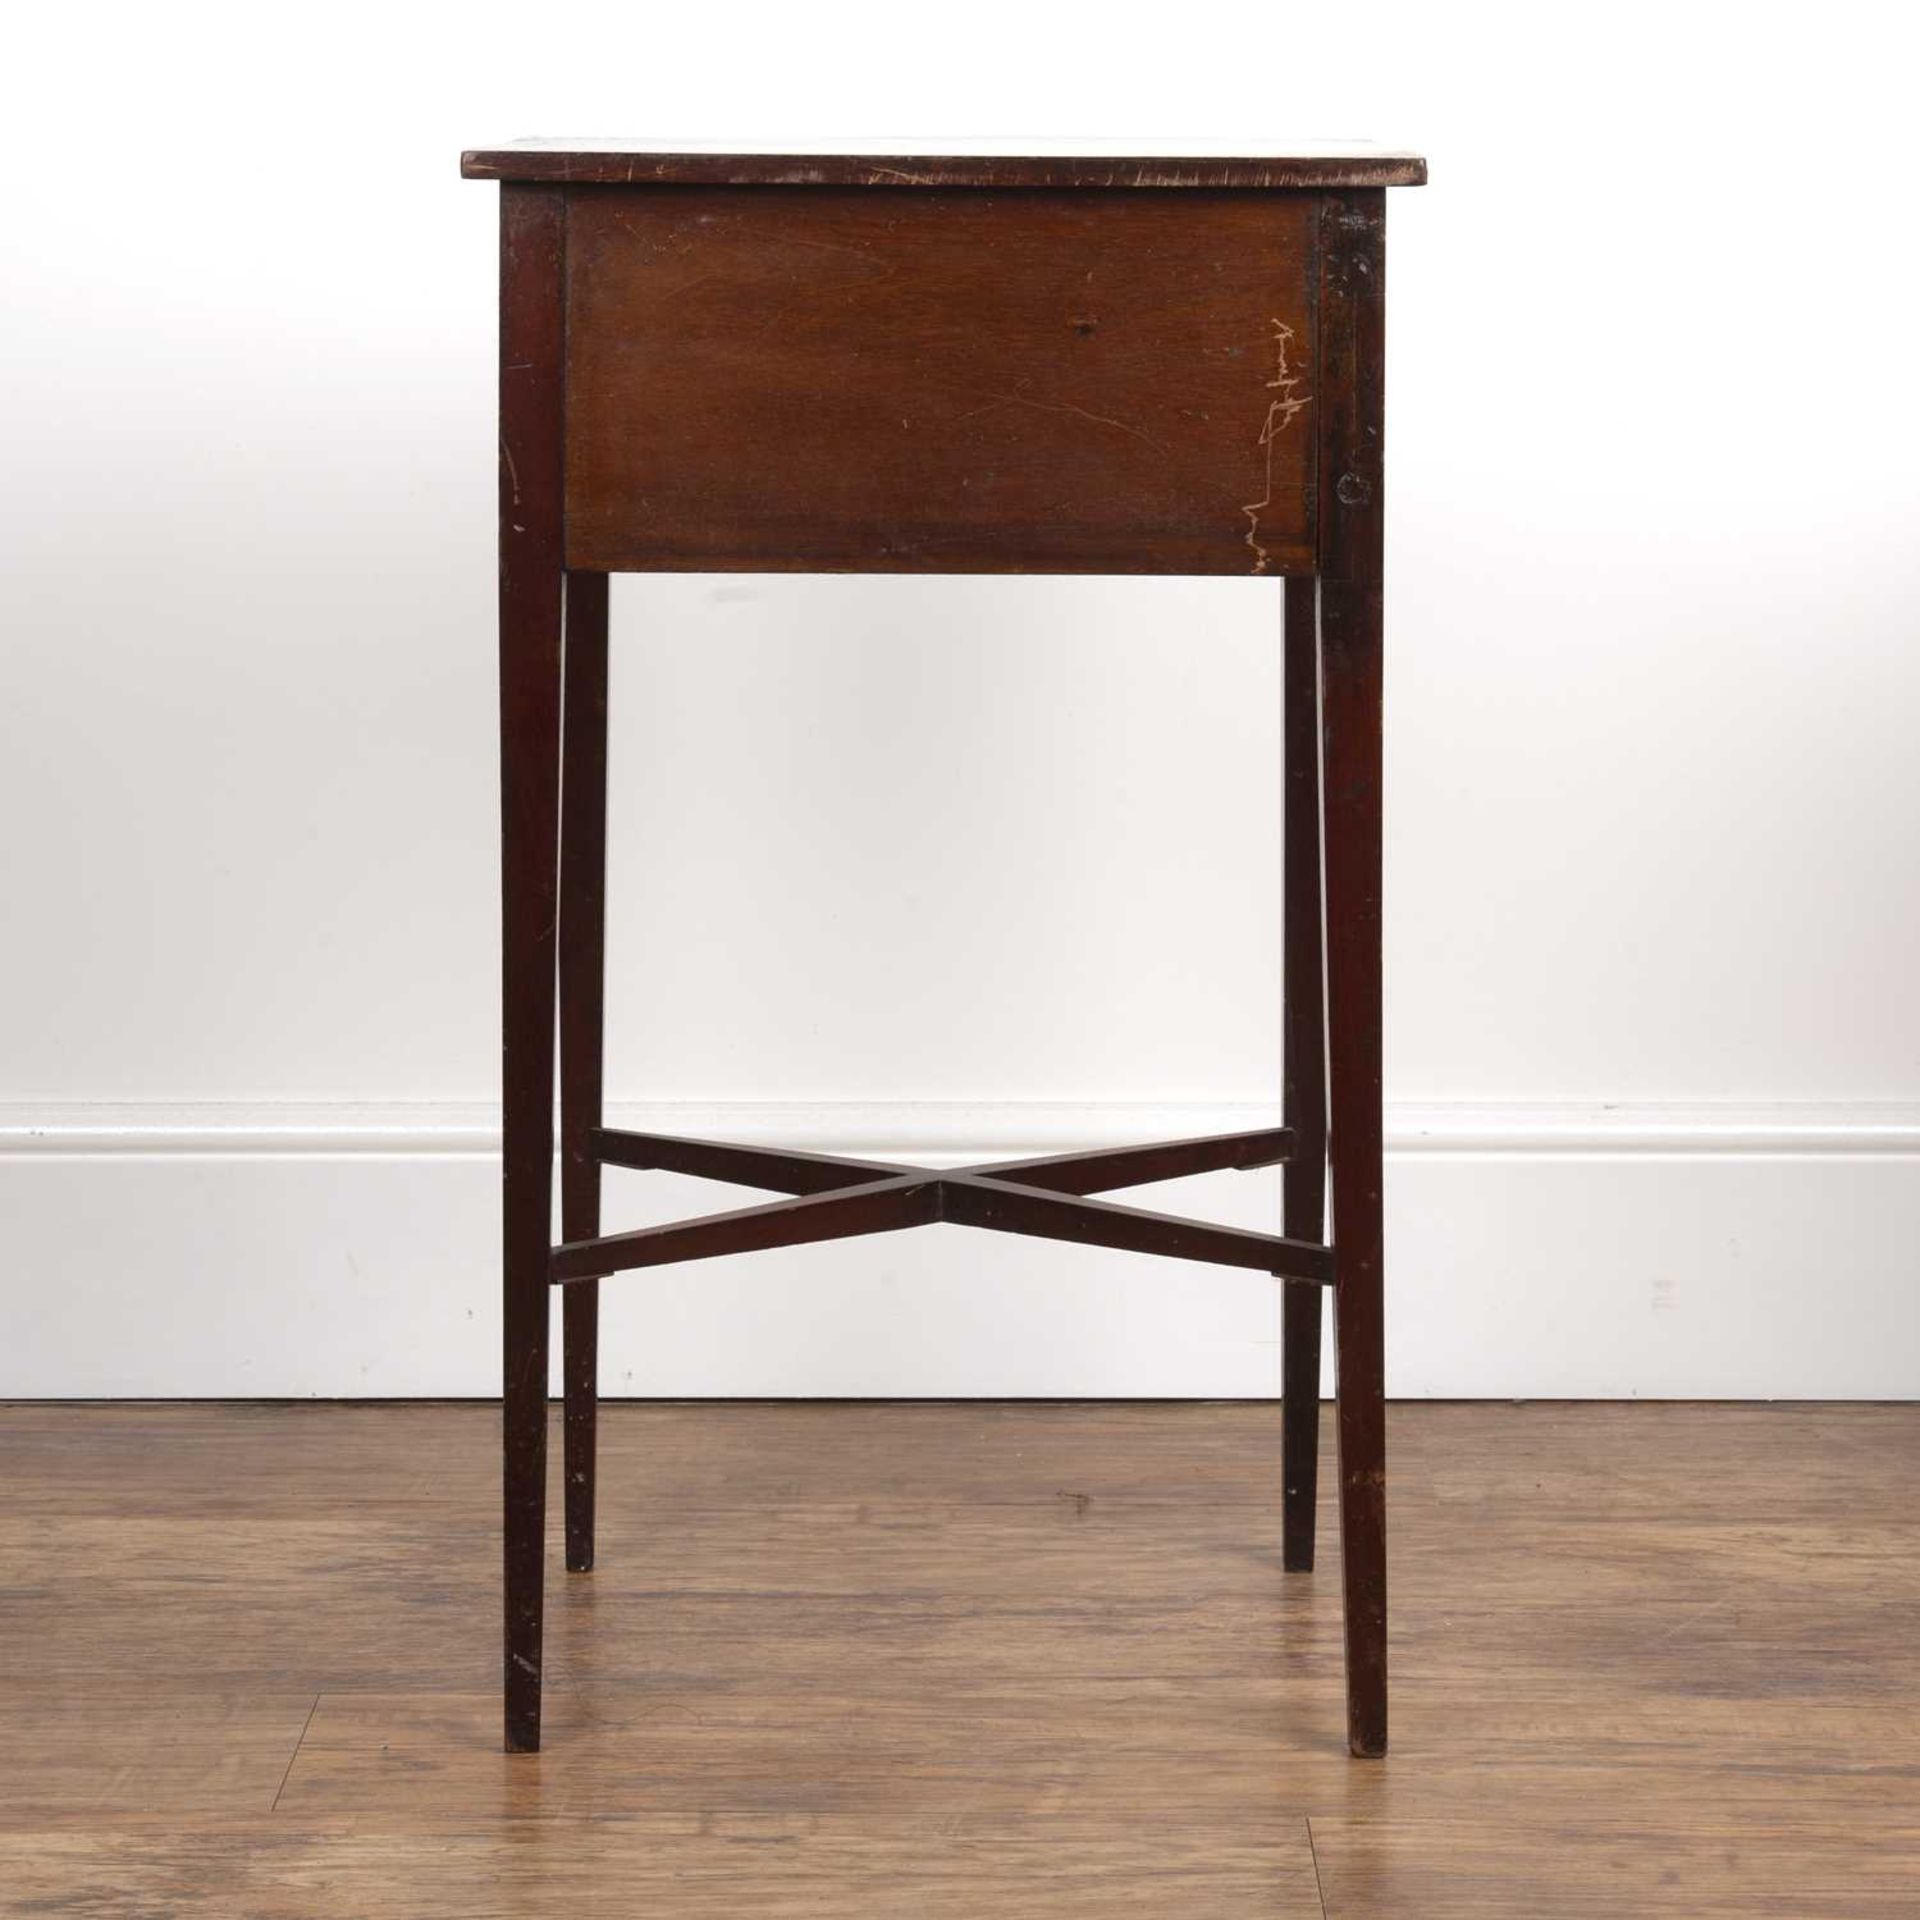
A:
1241;320;1311;574
959;389;1168;453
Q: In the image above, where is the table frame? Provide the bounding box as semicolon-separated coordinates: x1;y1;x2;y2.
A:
490;177;1391;1758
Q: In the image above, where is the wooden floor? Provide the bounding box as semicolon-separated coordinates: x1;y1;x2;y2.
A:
1;1402;1916;1915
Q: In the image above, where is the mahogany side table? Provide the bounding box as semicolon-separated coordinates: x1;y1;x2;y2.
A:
460;139;1426;1758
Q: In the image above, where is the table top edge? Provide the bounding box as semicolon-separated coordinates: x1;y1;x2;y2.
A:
459;145;1428;189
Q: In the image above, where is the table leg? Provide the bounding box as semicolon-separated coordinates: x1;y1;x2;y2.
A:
1323;571;1386;1757
1318;187;1388;1758
499;183;566;1754
1281;575;1328;1573
560;570;609;1574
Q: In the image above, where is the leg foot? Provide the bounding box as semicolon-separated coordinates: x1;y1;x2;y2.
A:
1281;1284;1323;1571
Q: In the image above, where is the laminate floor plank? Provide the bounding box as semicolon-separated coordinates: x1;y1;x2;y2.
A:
0;1400;1914;1914
0;1815;1327;1918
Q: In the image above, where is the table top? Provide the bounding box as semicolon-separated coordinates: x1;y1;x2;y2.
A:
460;138;1427;189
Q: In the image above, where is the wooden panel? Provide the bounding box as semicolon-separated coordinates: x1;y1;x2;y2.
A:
563;187;1318;575
463;139;1427;190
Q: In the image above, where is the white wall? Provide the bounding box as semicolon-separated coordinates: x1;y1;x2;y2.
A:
3;2;1917;1396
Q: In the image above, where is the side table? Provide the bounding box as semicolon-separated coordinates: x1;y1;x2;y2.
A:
459;139;1426;1757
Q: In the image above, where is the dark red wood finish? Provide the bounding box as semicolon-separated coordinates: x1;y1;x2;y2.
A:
1315;190;1390;1757
496;183;566;1755
1281;574;1329;1576
549;1131;1331;1287
462;142;1427;191
478;147;1418;1761
966;1127;1291;1193
594;1124;1293;1197
563;188;1317;576
559;569;609;1575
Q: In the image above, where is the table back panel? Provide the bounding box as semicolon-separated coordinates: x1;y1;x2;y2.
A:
562;187;1319;575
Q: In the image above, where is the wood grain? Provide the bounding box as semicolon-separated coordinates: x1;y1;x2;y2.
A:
2;1402;1915;1914
563;188;1319;576
0;1816;1327;1917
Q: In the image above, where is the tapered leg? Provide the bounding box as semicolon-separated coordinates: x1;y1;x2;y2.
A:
499;184;567;1754
560;571;609;1574
1317;188;1389;1757
1281;575;1328;1573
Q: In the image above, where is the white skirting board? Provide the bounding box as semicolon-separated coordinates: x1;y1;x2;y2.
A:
3;1102;1917;1399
